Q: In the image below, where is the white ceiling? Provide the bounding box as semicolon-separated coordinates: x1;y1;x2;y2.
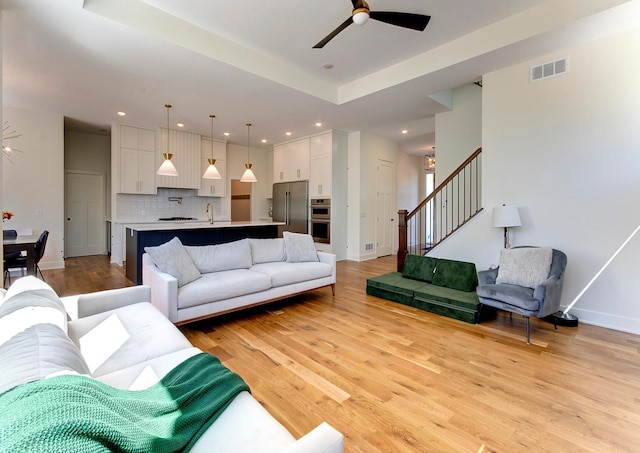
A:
2;0;636;155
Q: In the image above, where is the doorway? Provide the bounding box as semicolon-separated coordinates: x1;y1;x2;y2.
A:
376;159;394;257
231;179;251;221
65;171;105;257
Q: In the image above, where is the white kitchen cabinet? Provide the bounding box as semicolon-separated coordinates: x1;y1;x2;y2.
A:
309;132;333;197
119;126;157;194
198;138;227;197
273;137;309;182
156;128;201;190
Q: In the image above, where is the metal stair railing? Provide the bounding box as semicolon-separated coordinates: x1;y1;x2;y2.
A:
397;147;483;271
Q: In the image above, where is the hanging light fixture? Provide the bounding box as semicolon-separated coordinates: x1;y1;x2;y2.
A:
240;122;257;183
202;114;221;179
157;104;178;176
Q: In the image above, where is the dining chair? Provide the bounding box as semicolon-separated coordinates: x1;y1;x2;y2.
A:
4;230;49;286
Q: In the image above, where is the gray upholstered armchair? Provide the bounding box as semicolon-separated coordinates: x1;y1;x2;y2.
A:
476;247;567;343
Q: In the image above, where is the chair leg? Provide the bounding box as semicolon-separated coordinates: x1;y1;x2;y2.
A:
525;316;531;344
37;265;46;282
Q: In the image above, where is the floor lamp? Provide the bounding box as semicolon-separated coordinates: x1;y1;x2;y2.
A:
492;205;521;248
551;223;640;327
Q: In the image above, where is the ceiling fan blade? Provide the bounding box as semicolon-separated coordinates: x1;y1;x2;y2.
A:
313;17;353;49
369;11;431;31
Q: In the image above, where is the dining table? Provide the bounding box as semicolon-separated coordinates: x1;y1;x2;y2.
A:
3;234;38;277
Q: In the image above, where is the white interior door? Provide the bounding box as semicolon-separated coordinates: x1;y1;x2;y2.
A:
65;171;105;257
376;160;394;257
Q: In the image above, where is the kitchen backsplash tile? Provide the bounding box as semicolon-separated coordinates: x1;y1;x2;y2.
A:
116;188;223;223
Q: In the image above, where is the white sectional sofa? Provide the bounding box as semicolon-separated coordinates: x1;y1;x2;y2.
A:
142;233;336;324
0;276;344;452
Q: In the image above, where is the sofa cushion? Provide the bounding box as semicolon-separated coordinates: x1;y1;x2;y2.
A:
185;239;252;273
177;269;273;309
477;283;539;311
366;272;427;297
402;254;437;283
0;323;91;394
144;237;201;287
67;302;192;378
432;258;478;292
283;232;319;263
249;238;286;264
251;261;332;288
0;277;69;347
496;247;552;289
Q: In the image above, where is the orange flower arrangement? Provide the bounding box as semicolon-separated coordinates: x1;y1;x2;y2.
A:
2;210;14;220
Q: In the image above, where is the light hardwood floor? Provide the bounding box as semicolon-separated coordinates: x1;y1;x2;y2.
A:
43;255;640;452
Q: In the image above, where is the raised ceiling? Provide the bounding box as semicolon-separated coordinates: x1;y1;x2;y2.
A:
2;0;636;155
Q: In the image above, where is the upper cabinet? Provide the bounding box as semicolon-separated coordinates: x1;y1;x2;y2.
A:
273;137;309;182
309;132;333;197
156;128;201;190
119;126;156;194
198;138;227;197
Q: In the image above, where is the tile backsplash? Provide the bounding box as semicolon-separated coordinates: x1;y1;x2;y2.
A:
116;188;226;223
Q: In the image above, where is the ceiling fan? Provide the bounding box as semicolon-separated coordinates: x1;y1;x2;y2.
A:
313;0;431;49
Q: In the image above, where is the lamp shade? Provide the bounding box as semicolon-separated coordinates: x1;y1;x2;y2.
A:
492;205;521;228
202;159;221;179
157;153;178;176
240;164;257;183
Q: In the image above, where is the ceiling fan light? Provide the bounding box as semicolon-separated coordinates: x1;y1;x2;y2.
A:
353;9;369;25
240;164;257;183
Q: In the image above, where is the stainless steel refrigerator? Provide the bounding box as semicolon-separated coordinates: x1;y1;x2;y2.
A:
272;181;309;234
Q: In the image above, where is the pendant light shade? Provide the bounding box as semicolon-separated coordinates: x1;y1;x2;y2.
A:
202;114;221;179
240;122;257;183
157;104;178;176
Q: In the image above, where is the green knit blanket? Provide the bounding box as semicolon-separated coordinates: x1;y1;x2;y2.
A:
0;353;250;453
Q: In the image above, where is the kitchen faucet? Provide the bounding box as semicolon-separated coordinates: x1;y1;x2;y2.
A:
205;202;213;224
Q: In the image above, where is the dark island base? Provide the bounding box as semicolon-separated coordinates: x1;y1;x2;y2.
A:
126;225;278;284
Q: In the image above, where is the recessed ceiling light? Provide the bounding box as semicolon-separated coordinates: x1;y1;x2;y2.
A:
177;123;184;128
117;111;126;116
315;122;322;127
285;131;292;136
401;129;408;134
261;139;267;143
224;132;230;136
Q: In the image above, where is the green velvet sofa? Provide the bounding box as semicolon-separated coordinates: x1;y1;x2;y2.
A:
366;254;480;323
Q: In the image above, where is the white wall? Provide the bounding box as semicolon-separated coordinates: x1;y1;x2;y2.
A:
396;152;421;212
2;106;65;270
347;131;398;261
434;83;482;185
435;27;640;334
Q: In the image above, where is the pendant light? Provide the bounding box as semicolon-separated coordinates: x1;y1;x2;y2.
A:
202;114;221;179
240;122;257;182
157;104;178;176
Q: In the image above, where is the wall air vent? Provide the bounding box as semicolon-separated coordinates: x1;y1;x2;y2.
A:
365;243;374;251
530;57;568;82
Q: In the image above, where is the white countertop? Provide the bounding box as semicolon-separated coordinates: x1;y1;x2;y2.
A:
124;220;283;232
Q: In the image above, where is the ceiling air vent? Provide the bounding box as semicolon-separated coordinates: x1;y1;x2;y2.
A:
530;57;568;82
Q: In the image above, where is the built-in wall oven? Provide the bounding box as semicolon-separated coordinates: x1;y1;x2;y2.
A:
310;198;330;244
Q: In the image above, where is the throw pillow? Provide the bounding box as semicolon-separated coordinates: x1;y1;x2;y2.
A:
185;239;252;273
144;237;201;287
496;247;553;289
283;232;319;263
249;238;286;264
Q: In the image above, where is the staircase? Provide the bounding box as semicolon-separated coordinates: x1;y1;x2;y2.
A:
397;147;483;271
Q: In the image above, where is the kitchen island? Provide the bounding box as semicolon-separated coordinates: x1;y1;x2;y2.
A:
125;221;282;284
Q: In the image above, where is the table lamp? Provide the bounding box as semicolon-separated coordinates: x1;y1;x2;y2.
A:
492;205;521;248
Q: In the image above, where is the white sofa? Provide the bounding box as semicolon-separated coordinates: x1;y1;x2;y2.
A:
0;276;344;452
142;234;336;324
